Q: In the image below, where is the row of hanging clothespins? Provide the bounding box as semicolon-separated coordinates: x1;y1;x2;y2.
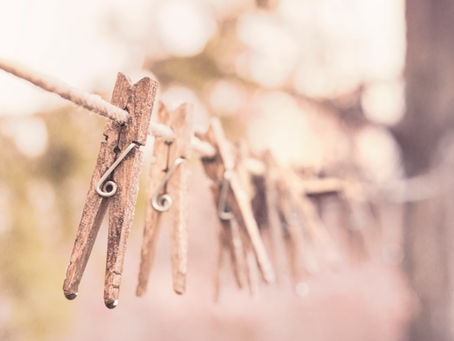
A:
0;62;373;309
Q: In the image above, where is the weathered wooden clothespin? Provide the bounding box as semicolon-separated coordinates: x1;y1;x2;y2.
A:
198;118;275;285
263;152;327;282
213;217;244;301
136;102;193;296
257;151;298;284
284;169;340;268
268;161;304;283
234;141;262;296
63;73;158;308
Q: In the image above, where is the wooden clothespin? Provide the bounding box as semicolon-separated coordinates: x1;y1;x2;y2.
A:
258;151;299;284
211;140;260;300
136;102;193;296
234;141;261;296
263;152;326;283
63;73;158;308
270;165;304;283
213;217;244;301
284;169;340;268
197;118;275;285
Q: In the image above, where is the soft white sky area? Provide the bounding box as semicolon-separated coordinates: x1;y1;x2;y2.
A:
0;0;404;115
0;0;219;114
0;0;406;180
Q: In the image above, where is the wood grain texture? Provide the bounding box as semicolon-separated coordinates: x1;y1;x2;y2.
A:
167;103;193;294
63;72;158;308
62;140;112;300
136;104;168;296
198;118;275;284
136;102;193;296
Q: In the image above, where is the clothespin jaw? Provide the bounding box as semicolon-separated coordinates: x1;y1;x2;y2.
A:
63;72;158;309
198;118;275;284
137;102;193;297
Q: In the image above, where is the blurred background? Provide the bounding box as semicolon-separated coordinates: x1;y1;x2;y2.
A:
0;0;450;340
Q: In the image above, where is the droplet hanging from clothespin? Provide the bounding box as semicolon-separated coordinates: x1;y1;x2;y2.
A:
63;73;158;309
137;102;194;297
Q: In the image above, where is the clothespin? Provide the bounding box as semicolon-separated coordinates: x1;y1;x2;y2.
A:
263;152;325;282
284;169;340;268
213;177;245;291
212;141;260;300
274;172;304;283
238;220;260;296
197;118;275;284
136;102;193;296
258;151;300;284
213;217;244;301
63;73;158;308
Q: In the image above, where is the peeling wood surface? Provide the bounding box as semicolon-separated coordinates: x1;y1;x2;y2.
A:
63;73;157;308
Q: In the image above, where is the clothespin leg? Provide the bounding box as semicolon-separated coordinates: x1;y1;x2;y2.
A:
229;174;275;284
136;205;164;296
137;103;193;296
103;75;157;308
136;138;168;296
226;219;244;289
238;226;259;297
213;225;227;302
63;143;112;299
63;73;135;300
104;145;143;308
168;158;188;294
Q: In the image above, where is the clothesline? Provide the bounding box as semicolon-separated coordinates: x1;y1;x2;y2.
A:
3;58;438;204
0;58;348;196
0;58;217;154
